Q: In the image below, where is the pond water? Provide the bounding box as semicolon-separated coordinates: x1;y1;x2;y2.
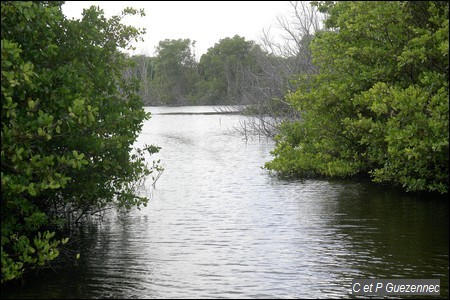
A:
3;106;448;299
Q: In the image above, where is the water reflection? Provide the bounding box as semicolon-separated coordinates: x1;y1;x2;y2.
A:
330;183;449;287
2;107;448;299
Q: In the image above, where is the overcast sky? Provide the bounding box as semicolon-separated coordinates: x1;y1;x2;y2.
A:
62;1;293;58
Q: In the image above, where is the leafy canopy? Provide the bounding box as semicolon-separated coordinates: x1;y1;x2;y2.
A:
1;1;158;282
266;1;449;194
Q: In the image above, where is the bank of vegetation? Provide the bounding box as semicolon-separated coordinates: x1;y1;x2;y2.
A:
264;1;448;195
1;1;161;283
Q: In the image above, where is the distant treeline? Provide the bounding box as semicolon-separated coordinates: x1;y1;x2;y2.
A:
125;35;310;106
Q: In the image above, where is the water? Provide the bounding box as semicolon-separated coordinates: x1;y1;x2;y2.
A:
2;106;448;299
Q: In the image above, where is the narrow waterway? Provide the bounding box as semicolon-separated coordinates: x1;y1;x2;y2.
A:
3;106;448;299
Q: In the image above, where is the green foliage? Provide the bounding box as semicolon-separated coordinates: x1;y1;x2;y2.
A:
197;35;261;104
1;1;158;282
128;35;265;105
266;1;449;193
153;39;198;105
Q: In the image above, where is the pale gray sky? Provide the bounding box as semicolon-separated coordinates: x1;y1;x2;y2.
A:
62;1;293;58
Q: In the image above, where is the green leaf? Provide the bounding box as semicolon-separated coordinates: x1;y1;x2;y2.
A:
28;183;37;196
37;127;45;136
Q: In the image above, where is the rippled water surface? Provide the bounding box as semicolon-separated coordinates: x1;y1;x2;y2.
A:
3;106;448;299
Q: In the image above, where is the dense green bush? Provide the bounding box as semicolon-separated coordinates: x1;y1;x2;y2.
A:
266;1;448;193
1;1;159;282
